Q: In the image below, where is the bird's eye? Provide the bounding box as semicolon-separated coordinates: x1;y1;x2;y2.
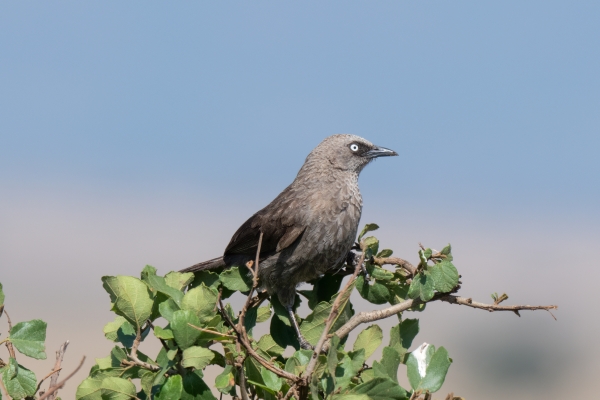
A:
350;144;359;152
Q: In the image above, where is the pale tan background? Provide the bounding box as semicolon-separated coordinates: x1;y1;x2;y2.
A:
1;188;596;398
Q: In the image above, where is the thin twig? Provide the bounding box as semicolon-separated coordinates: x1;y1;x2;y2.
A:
219;295;299;383
440;295;558;315
331;298;419;344
45;340;69;400
236;232;264;400
36;368;62;396
0;373;8;399
372;256;417;276
216;236;300;383
127;325;160;372
330;294;558;344
304;244;367;381
282;384;300;400
38;356;86;400
4;310;16;359
187;323;236;339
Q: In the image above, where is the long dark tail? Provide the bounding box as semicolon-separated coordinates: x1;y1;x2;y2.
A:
181;256;227;273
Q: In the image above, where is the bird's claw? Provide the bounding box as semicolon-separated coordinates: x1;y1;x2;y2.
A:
299;339;314;350
361;263;370;282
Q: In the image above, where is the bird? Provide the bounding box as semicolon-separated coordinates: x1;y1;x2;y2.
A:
182;134;397;348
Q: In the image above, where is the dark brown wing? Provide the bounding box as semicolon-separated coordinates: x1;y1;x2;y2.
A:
224;186;306;258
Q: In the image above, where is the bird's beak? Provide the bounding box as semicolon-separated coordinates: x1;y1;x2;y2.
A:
364;145;398;159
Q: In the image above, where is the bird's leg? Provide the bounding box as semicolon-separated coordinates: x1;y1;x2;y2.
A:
286;305;313;350
346;251;370;281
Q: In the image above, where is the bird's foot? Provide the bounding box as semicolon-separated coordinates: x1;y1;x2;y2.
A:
299;338;314;350
346;251;370;281
360;262;370;282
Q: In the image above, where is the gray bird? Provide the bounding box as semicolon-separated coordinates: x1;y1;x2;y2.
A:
182;134;397;348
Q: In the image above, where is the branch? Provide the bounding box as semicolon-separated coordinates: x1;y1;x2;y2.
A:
218;296;300;383
330;293;557;345
238;232;263;337
331;298;420;344
187;324;236;339
440;295;558;318
37;341;69;399
4;310;16;359
373;256;417;276
125;325;160;372
304;245;367;382
38;356;86;400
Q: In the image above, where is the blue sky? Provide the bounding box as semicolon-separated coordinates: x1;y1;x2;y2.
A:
2;2;598;217
1;2;598;399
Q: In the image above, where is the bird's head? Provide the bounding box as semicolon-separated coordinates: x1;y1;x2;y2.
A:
305;134;398;174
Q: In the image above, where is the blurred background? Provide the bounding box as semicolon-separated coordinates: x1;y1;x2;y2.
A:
1;1;598;398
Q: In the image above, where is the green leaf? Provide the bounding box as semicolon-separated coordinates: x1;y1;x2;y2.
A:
300;284;355;346
181;284;218;323
181;370;217;400
270;313;300;349
260;367;282;392
103;316;127;342
158;299;180;323
182;347;214;370
164;271;195;291
110;346;128;367
139;371;158;397
95;355;112;370
9;319;47;359
377;249;393;258
440;244;453;262
156;375;183;400
256;334;285;357
407;271;435;302
353;325;383;359
219;267;252;292
1;358;37;399
141;265;158;281
102;276;154;329
189;271;220;290
284;349;314;375
116;320;148;348
154;326;175;340
362;236;379;256
406;344;451;393
335;348;365;389
300;300;353;347
171;310;202;349
429;260;459;293
100;377;137;399
327;335;341;381
215;365;235;394
356;275;391;305
338;377;409;400
146;274;184;306
301;274;345;310
76;377;103;400
358;223;379;241
373;347;401;382
271;296;293;327
389;319;419;361
370;266;395;281
256;306;272;323
244;306;258;335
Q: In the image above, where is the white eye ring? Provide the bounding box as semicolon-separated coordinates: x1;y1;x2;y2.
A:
350;144;359;152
